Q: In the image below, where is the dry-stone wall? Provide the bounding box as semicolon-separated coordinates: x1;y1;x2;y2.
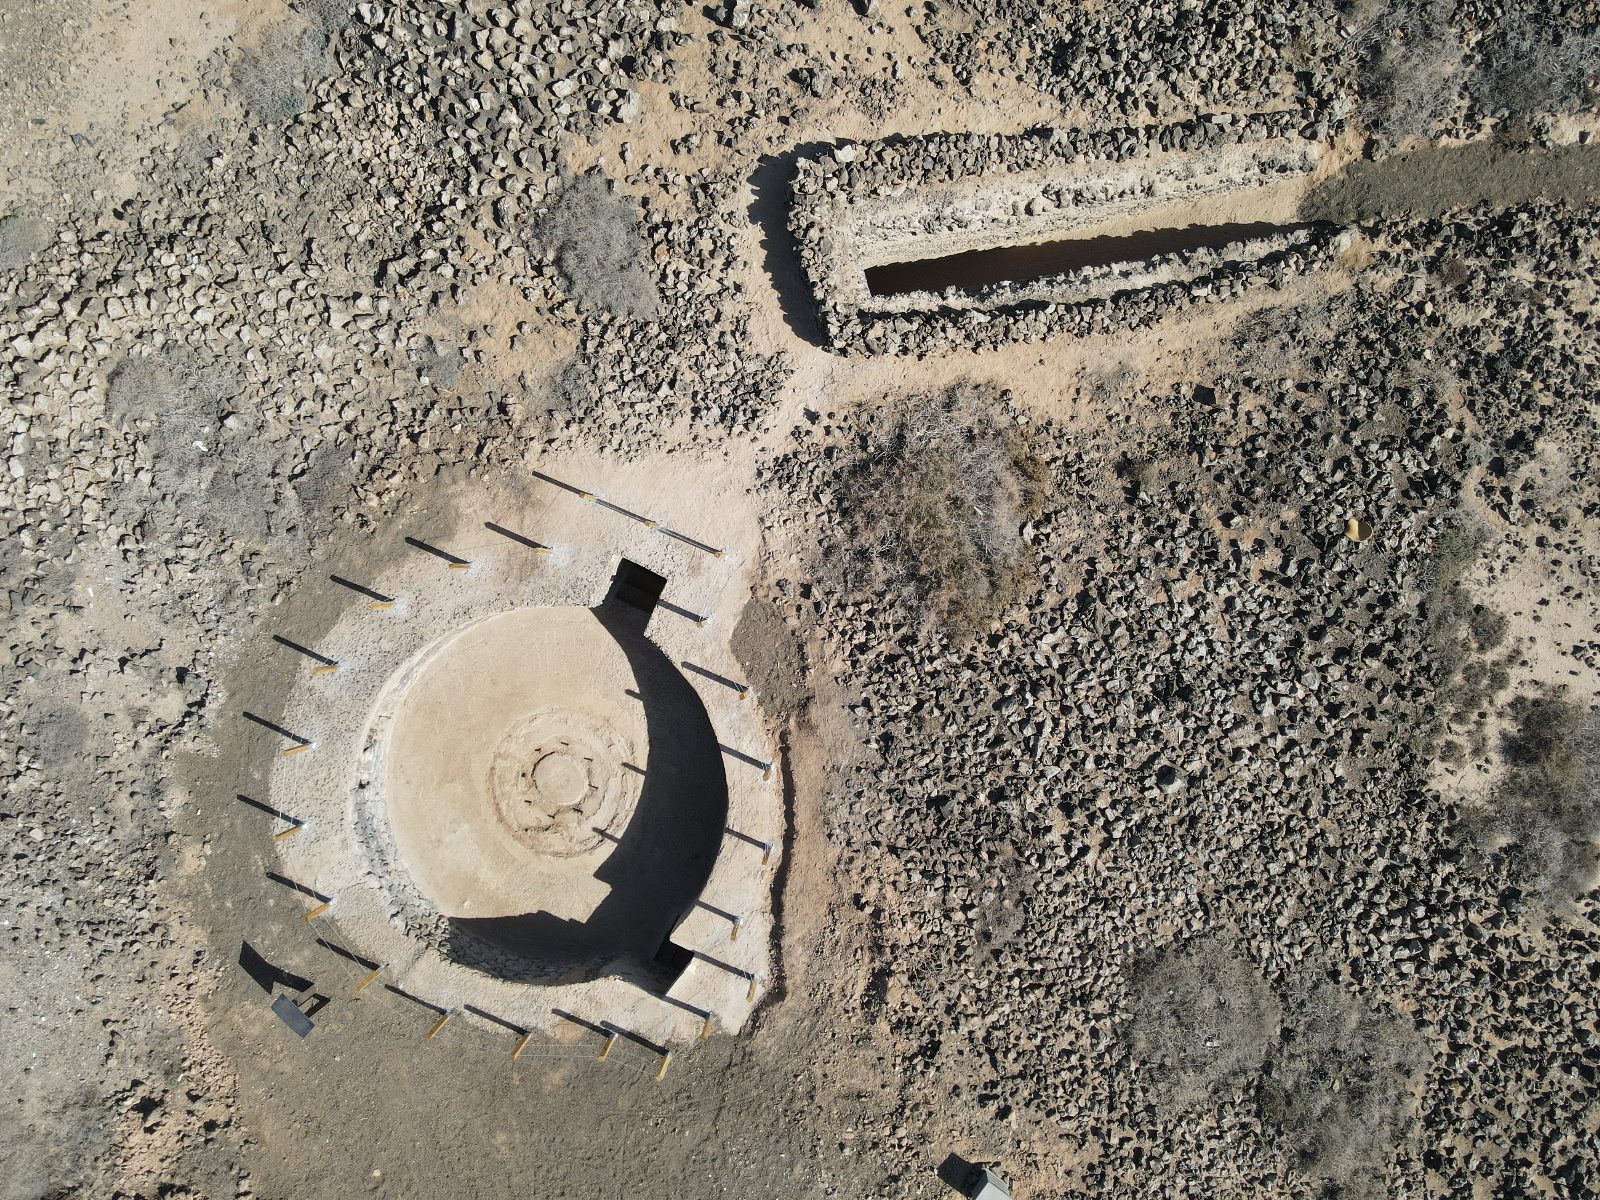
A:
790;112;1347;355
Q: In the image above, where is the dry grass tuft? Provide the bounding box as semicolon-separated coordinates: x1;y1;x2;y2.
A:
1126;939;1282;1110
826;384;1047;634
533;171;660;322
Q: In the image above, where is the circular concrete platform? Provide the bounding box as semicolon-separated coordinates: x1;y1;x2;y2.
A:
374;606;728;981
266;470;780;1045
385;608;644;918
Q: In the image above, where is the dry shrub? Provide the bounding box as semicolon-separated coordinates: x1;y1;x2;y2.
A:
230;20;330;122
1419;519;1515;741
290;0;353;33
1471;695;1600;914
533;171;661;321
828;384;1047;634
105;354;189;428
1127;941;1429;1193
1127;939;1282;1110
1471;23;1600;121
1419;517;1484;594
1348;0;1466;144
1260;985;1428;1197
104;351;284;543
0;213;51;269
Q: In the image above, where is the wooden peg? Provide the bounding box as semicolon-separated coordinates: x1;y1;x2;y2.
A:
280;742;313;758
448;561;470;571
730;916;743;943
427;1011;452;1040
272;823;304;841
598;1030;619;1062
368;600;395;611
511;1032;532;1061
699;1013;714;1044
302;900;331;922
310;662;339;677
746;974;759;1003
355;966;383;995
656;1051;672;1082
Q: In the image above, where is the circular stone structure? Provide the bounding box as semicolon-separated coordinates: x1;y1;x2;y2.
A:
264;474;779;1046
365;605;728;982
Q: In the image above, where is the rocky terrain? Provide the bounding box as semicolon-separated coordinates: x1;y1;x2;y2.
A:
2;0;1598;1197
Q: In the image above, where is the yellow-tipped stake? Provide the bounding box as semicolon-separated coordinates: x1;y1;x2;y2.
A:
577;489;596;502
302;900;331;922
368;599;395;611
597;1030;619;1062
310;662;339;677
355;966;383;995
746;974;759;1003
510;1032;532;1062
448;561;470;572
656;1051;672;1082
272;823;304;841
427;1011;452;1040
761;841;773;867
698;1014;714;1044
531;546;552;557
280;742;313;758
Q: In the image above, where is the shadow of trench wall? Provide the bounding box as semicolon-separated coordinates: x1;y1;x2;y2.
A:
747;143;840;348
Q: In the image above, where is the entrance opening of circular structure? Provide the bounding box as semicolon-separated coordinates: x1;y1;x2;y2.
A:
377;605;728;986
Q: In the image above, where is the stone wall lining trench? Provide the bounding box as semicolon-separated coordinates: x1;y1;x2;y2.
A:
786;112;1349;354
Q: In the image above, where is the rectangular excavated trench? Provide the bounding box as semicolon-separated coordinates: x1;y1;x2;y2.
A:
786;121;1344;351
865;218;1330;298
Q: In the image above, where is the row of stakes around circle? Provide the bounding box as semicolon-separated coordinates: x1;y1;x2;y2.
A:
254;471;776;1072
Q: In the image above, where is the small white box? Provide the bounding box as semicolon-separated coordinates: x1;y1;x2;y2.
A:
969;1167;1012;1200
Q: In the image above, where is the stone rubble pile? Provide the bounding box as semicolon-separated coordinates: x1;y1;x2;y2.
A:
916;0;1348;124
759;209;1600;1192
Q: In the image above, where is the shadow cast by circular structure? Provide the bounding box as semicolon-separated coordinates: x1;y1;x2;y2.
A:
428;609;728;987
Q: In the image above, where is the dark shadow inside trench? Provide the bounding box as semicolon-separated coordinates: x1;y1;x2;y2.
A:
442;605;729;988
865;219;1329;298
